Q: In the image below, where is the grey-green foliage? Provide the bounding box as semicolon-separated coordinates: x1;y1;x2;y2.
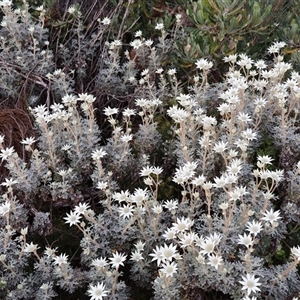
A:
0;3;54;100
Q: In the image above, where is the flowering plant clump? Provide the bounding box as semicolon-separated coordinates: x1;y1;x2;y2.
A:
1;1;300;300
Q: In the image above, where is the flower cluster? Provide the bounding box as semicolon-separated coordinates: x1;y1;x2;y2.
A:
0;1;300;299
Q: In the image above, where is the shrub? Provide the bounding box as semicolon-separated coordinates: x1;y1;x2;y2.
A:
1;1;300;300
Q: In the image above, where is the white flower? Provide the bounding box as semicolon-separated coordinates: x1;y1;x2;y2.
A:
141;69;149;77
0;0;12;7
112;190;130;203
227;159;243;175
254;97;267;108
21;227;28;236
207;254;223;270
192;175;206;186
213;141;227;153
122;108;136;117
1;178;18;188
58;169;67;177
21;137;36;146
171;217;194;233
97;181;108;190
167;105;189;122
91;149;107;160
163;199;178;211
237;113;252;124
228;188;243;201
209;232;222;245
267;41;286;54
218;103;230;115
24;242;39;253
135;241;145;251
291;246;300;261
103;106;118;116
74;203;90;215
130;250;143;262
219;202;229;210
179;232;196;248
101;17;111;25
149;245;164;266
150;243;178;266
202;116;217;129
239;273;262;296
109;251;127;269
145;39;153;47
261;208;281;225
162;228;177;240
67;6;76;14
152;166;163;175
160;261;178;277
167;68;177;76
120;134;132;143
88;282;109;300
130;188;148;205
255;60;267;69
213;175;228;188
139;166;154;177
237;54;253;69
223;54;237;63
130;39;143;49
144;177;153;186
40;283;51;290
44;247;57;257
91;257;109;268
238;233;253;248
246;220;263;236
0;200;11;216
200;237;216;255
268;170;284;182
152;205;163;214
0;147;14;161
155;23;164;30
77;93;96;103
257;155;273;167
242;128;257;141
195;58;213;71
64;211;81;226
161;243;178;262
53;253;68;266
119;204;135;219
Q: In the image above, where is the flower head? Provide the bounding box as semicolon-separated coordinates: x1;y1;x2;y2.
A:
24;242;39;253
238;233;253;248
160;261;178;277
53;253;68;266
207;254;223;270
196;58;213;71
261;208;281;225
91;257;109;268
101;17;111;25
0;200;11;216
239;273;262;296
291;246;300;261
64;211;81;226
171;217;194;233
0;147;14;161
91;149;107;160
88;282;109;300
246;220;263;236
109;251;127;269
74;202;90;215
